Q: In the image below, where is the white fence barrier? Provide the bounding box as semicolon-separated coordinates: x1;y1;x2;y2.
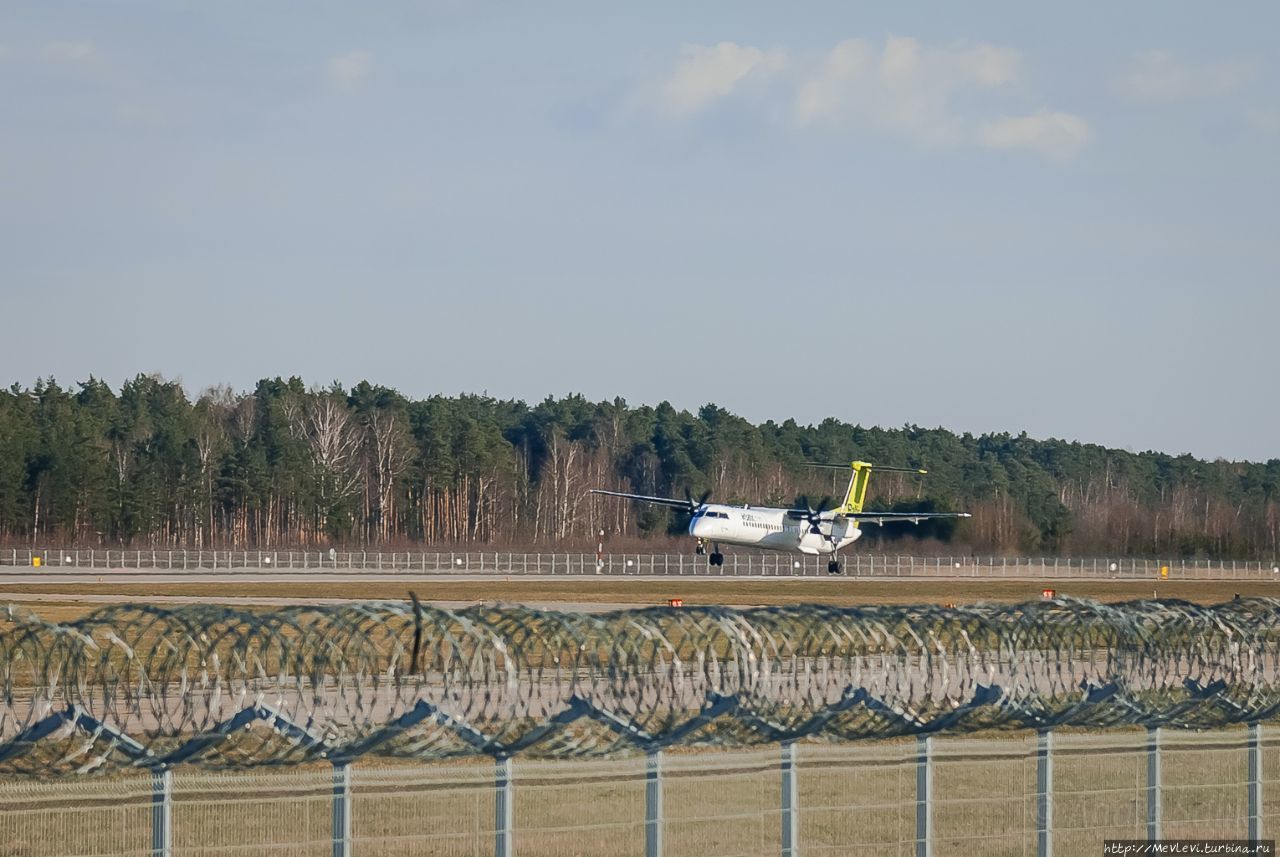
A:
3;547;1280;580
0;727;1274;856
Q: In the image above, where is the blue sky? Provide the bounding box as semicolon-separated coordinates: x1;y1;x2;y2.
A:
2;2;1277;460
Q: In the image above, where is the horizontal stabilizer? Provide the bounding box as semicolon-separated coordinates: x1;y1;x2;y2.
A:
808;462;927;475
845;511;971;525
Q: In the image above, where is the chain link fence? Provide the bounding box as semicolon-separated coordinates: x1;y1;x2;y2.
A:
1;728;1276;856
5;547;1280;579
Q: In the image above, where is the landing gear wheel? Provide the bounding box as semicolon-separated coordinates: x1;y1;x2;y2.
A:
827;560;842;575
710;552;724;567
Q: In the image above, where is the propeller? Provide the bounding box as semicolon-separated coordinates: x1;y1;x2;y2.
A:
795;494;834;535
682;487;713;516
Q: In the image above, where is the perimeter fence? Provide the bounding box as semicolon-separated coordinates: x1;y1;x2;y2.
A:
6;598;1280;855
1;729;1277;856
5;547;1280;580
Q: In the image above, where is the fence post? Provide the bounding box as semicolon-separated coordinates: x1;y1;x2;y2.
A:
781;743;798;857
1037;730;1053;857
1146;728;1162;840
1250;723;1263;841
916;735;933;857
151;768;172;857
646;750;663;857
494;756;514;857
332;763;352;857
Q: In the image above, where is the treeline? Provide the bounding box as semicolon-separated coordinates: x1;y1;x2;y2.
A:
0;375;1277;558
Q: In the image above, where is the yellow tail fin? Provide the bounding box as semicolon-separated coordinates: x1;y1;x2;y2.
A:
836;462;928;515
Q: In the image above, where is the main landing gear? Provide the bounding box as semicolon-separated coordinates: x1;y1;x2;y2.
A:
827;557;842;575
707;542;725;567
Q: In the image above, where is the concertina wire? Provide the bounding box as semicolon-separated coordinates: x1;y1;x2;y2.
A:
1;597;1277;775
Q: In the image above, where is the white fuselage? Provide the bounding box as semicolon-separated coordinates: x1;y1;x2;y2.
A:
688;504;863;556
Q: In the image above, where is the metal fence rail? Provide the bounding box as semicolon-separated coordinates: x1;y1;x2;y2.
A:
0;729;1274;857
5;547;1280;579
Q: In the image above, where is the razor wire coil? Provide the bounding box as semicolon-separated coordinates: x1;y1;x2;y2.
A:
2;597;1280;776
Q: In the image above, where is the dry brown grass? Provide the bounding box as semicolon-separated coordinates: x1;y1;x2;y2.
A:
2;577;1276;623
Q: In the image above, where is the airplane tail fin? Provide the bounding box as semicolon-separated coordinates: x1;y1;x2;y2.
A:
810;461;927;515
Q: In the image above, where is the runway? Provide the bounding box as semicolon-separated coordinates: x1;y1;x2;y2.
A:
0;570;841;585
1;590;634;613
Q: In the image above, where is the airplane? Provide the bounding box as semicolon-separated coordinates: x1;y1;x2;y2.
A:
590;461;970;574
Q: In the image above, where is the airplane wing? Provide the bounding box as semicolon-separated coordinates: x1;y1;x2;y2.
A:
589;488;693;510
842;511;972;526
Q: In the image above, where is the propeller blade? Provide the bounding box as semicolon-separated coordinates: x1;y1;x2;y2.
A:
795;494;831;535
680;487;712;515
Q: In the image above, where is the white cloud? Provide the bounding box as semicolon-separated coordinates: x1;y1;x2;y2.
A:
795;37;1021;140
654;42;787;115
327;50;372;93
980;111;1093;161
1116;51;1258;102
640;35;1090;160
